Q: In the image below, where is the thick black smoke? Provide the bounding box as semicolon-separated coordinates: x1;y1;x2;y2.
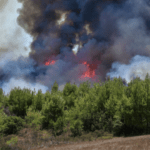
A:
1;0;150;94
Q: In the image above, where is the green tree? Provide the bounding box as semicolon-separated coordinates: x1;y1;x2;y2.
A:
63;82;78;109
80;88;102;132
122;77;146;135
0;88;10;108
25;106;44;130
130;78;145;127
67;104;84;136
143;73;150;133
104;94;119;133
51;81;59;94
44;90;52;102
77;81;92;98
97;77;126;133
90;82;110;132
95;82;107;113
8;87;28;118
0;88;4;103
41;94;66;136
23;88;35;109
32;89;44;112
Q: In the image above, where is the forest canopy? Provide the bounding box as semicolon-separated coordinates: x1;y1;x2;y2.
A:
0;73;150;137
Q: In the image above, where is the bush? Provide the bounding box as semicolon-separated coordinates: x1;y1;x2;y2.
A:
70;119;83;137
24;106;44;130
6;136;18;147
0;116;25;135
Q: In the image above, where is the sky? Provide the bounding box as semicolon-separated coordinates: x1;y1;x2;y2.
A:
1;0;150;95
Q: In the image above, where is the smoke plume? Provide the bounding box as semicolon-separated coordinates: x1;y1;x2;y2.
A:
1;0;150;95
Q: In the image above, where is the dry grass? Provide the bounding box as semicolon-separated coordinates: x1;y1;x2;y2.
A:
42;135;150;150
1;123;150;150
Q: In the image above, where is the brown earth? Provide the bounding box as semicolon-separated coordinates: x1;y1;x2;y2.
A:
1;124;150;150
30;134;150;150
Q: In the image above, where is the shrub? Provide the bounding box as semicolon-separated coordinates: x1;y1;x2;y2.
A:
70;119;83;137
0;116;25;135
24;106;44;130
6;136;18;146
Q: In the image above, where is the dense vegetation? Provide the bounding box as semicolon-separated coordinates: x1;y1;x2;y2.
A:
1;73;150;141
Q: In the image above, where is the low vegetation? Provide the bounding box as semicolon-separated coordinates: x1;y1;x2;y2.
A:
1;73;150;149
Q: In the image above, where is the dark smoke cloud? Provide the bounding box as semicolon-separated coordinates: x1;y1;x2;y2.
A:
1;0;150;94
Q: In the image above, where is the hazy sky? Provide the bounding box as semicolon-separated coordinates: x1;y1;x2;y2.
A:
0;0;33;59
0;0;49;95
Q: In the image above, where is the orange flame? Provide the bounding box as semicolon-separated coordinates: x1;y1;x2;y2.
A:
45;59;56;66
79;61;97;80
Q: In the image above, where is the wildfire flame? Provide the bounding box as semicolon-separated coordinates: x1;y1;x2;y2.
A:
45;59;56;66
44;57;99;81
79;61;97;80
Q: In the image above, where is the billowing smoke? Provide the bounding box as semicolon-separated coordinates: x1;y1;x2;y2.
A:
1;0;150;95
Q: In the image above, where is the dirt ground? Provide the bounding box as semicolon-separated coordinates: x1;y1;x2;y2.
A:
30;134;150;150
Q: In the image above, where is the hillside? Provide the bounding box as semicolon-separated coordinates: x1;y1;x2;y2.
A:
1;75;150;149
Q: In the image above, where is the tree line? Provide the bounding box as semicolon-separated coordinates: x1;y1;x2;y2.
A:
1;73;150;137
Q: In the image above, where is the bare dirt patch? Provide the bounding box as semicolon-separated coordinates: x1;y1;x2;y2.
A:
30;134;150;150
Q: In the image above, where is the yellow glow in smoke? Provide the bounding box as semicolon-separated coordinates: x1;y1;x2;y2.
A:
84;24;92;35
73;34;83;55
56;11;68;26
57;13;66;25
72;44;79;55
